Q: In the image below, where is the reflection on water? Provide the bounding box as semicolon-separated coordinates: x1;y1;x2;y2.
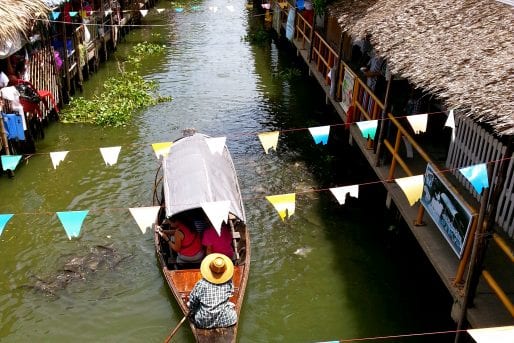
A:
0;1;454;342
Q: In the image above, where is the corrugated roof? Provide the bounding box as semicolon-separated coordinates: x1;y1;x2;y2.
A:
328;0;514;137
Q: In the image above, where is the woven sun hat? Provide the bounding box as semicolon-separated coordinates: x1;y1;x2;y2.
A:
200;253;234;284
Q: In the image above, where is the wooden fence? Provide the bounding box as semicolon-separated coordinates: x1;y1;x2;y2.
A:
446;114;514;237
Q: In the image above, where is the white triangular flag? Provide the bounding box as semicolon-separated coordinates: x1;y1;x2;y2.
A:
206;137;226;155
105;9;112;16
467;325;514;343
156;8;165;13
445;109;455;129
140;9;148;17
139;3;145;8
329;185;359;205
50;151;69;169
129;206;160;234
406;114;428;134
396;175;424;206
99;146;121;166
201;201;231;235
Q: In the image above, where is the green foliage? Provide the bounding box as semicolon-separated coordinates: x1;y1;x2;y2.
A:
243;28;272;45
62;42;171;127
132;42;166;55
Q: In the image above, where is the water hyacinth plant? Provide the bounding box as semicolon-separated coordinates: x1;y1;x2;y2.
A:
62;42;171;127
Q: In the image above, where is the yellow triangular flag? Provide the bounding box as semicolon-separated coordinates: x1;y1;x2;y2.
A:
266;193;295;221
151;142;173;159
258;131;279;154
395;175;424;206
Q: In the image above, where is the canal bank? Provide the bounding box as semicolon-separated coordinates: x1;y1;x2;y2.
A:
0;1;459;342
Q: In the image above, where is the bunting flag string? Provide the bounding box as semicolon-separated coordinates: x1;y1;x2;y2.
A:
50;151;69;169
201;201;231;235
356;120;378;140
0;214;14;236
56;210;89;239
266;193;296;221
308;125;330;145
1;155;22;171
406;113;428;134
258;131;280;154
329;185;359;205
395;175;424;206
458;163;489;194
206;137;226;155
128;206;160;234
151;141;173;159
99;146;122;166
314;325;514;342
467;325;514;343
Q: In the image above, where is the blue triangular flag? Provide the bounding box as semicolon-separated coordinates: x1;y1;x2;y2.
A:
51;12;61;20
56;210;89;239
296;0;305;10
459;163;489;194
356;120;378;140
175;7;184;12
0;214;14;236
1;155;22;171
308;125;330;145
69;11;78;17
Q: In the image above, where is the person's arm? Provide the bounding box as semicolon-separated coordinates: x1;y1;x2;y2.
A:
170;229;183;252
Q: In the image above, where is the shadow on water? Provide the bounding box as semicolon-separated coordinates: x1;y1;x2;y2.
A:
242;15;456;342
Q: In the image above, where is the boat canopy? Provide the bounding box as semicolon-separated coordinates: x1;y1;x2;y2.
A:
162;133;246;222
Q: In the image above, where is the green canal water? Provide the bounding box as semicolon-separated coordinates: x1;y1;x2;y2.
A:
0;1;456;342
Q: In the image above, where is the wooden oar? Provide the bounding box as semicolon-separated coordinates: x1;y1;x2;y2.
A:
163;314;189;343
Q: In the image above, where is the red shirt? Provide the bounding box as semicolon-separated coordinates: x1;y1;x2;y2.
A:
177;222;202;257
202;225;234;258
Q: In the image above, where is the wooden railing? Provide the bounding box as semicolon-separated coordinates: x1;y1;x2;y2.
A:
294;11;312;49
311;32;338;86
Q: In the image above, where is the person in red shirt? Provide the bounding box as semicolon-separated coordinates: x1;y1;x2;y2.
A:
158;218;204;264
202;223;235;260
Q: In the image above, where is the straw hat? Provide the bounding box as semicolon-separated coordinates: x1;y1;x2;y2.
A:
200;253;234;284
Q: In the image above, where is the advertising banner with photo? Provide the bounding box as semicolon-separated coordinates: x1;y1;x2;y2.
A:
420;164;475;258
339;69;355;112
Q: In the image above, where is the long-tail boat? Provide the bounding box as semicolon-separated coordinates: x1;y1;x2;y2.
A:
153;131;250;342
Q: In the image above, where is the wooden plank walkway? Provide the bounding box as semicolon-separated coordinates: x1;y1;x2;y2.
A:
291;37;514;328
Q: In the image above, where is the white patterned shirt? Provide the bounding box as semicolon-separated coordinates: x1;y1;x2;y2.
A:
188;278;237;329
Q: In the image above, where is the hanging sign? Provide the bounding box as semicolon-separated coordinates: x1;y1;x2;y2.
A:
420;164;475;258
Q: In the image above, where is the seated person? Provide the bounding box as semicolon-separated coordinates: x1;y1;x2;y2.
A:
188;253;237;329
158;218;204;264
202;223;235;260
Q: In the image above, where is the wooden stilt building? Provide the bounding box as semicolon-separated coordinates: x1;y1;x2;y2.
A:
272;0;514;333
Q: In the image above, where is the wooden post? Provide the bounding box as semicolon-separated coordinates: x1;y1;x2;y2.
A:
374;72;392;164
387;129;402;179
454;181;490;343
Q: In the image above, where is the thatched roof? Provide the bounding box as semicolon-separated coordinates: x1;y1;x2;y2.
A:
0;0;50;46
328;0;514;137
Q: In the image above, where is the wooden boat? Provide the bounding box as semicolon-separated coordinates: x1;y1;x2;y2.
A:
153;131;250;343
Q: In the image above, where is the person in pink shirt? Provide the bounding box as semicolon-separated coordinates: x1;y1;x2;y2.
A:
202;223;235;260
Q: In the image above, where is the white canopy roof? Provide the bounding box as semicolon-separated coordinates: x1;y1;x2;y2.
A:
162;133;246;223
